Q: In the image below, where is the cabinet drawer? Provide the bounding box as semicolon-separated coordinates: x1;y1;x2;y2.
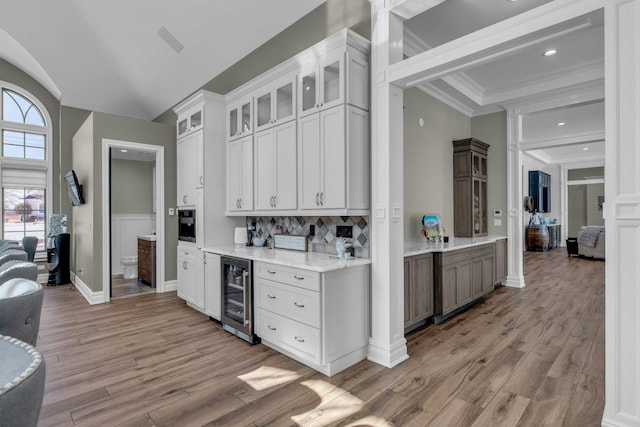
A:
442;248;472;266
256;278;320;328
255;262;320;292
256;308;320;364
472;244;494;258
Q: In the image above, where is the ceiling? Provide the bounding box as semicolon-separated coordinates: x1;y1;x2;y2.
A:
0;1;604;167
0;0;324;121
404;0;605;168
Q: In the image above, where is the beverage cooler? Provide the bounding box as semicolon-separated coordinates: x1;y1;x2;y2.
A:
221;256;258;344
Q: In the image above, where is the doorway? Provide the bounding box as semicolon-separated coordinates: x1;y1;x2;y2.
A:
101;139;165;302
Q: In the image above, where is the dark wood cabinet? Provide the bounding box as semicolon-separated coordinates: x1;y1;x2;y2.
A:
494;238;507;285
453;138;490;237
404;253;434;331
137;238;156;288
529;170;551;213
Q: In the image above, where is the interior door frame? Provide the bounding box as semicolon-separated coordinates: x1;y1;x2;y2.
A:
101;138;165;302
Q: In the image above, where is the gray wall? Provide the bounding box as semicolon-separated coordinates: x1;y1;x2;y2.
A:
568;183;604;236
568;167;604;180
403;88;471;242
471;111;508;236
153;0;371;124
72;112;175;292
110;158;155;214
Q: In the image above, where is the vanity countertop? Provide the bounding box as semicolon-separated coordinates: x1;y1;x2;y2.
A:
202;245;370;273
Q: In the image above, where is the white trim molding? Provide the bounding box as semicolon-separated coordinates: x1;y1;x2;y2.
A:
71;272;106;305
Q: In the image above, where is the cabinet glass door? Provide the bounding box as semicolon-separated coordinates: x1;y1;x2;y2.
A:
473;179;481;234
300;70;317;115
241;101;252;134
256;91;272;129
275;80;294;121
190;109;202;130
323;59;341;106
178;117;188;136
229;108;238;139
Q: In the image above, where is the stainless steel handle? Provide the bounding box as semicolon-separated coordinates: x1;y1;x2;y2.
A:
267;269;276;274
200;176;204;186
315;192;319;206
268;325;276;331
267;294;276;299
239;198;242;208
242;271;248;325
183;195;187;204
294;336;305;343
294;302;305;308
294;275;304;280
320;192;324;206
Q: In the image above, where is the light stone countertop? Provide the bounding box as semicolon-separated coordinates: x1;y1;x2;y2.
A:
137;235;157;241
201;245;371;273
404;235;507;257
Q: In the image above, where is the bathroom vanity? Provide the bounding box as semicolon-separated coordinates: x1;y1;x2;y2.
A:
137;236;156;288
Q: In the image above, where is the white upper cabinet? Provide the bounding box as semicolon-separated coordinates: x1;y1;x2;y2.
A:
177;105;204;138
254;73;297;133
254;121;297;211
227;135;254;212
298;51;344;118
176;129;201;207
227;97;253;141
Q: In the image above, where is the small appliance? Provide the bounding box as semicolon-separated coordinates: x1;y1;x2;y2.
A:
178;209;196;242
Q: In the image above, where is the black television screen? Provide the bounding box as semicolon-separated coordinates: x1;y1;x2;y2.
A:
64;170;85;206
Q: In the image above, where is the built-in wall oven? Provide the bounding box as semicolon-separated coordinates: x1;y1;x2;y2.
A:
178;209;196;242
221;256;258;344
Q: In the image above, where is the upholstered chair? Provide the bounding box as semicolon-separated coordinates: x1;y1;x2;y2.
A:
0;249;28;267
0;335;46;427
22;236;38;262
0;278;44;346
0;261;38;285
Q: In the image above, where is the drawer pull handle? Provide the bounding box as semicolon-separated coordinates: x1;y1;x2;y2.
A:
294;302;305;308
267;294;276;299
294;275;304;280
268;325;276;331
294;336;305;343
267;270;276;274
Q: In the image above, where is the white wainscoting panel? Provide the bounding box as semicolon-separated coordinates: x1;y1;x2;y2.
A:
111;214;155;275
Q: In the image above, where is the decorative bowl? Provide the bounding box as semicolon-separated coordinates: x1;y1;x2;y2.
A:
252;237;266;247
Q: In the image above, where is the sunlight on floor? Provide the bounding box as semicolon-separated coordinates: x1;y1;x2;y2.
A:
237;366;301;391
291;379;363;425
344;415;395;426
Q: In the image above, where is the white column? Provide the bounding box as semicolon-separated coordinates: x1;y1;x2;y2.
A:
506;109;526;288
560;165;568;245
603;1;640;425
368;0;408;368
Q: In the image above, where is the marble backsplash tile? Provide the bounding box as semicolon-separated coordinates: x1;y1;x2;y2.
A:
246;215;369;258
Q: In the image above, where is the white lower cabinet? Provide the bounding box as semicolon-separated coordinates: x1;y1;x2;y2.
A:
177;246;204;311
203;251;221;320
254;261;369;376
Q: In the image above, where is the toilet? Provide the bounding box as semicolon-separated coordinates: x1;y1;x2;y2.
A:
121;256;138;279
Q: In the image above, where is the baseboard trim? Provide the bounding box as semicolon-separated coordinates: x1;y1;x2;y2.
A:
161;280;177;293
367;337;409;368
505;274;526;288
71;273;106;305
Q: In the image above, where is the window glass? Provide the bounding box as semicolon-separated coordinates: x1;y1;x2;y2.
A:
2;130;46;160
3;187;46;251
2;89;45;126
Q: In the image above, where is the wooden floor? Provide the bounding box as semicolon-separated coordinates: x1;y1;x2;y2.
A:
36;249;604;426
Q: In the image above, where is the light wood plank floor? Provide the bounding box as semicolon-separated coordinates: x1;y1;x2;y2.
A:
36;249;604;426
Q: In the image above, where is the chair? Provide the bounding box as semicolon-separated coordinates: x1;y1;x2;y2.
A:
0;278;44;346
0;335;46;427
0;261;38;285
0;249;28;266
0;241;22;253
22;236;38;262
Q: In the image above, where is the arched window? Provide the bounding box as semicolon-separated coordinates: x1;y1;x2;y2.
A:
1;84;51;252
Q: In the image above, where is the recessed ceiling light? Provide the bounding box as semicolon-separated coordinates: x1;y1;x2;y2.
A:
557;122;565;126
507;0;518;2
583;147;590;151
121;149;128;153
544;49;558;57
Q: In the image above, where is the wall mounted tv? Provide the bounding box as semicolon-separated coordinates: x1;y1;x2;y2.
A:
64;170;85;206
